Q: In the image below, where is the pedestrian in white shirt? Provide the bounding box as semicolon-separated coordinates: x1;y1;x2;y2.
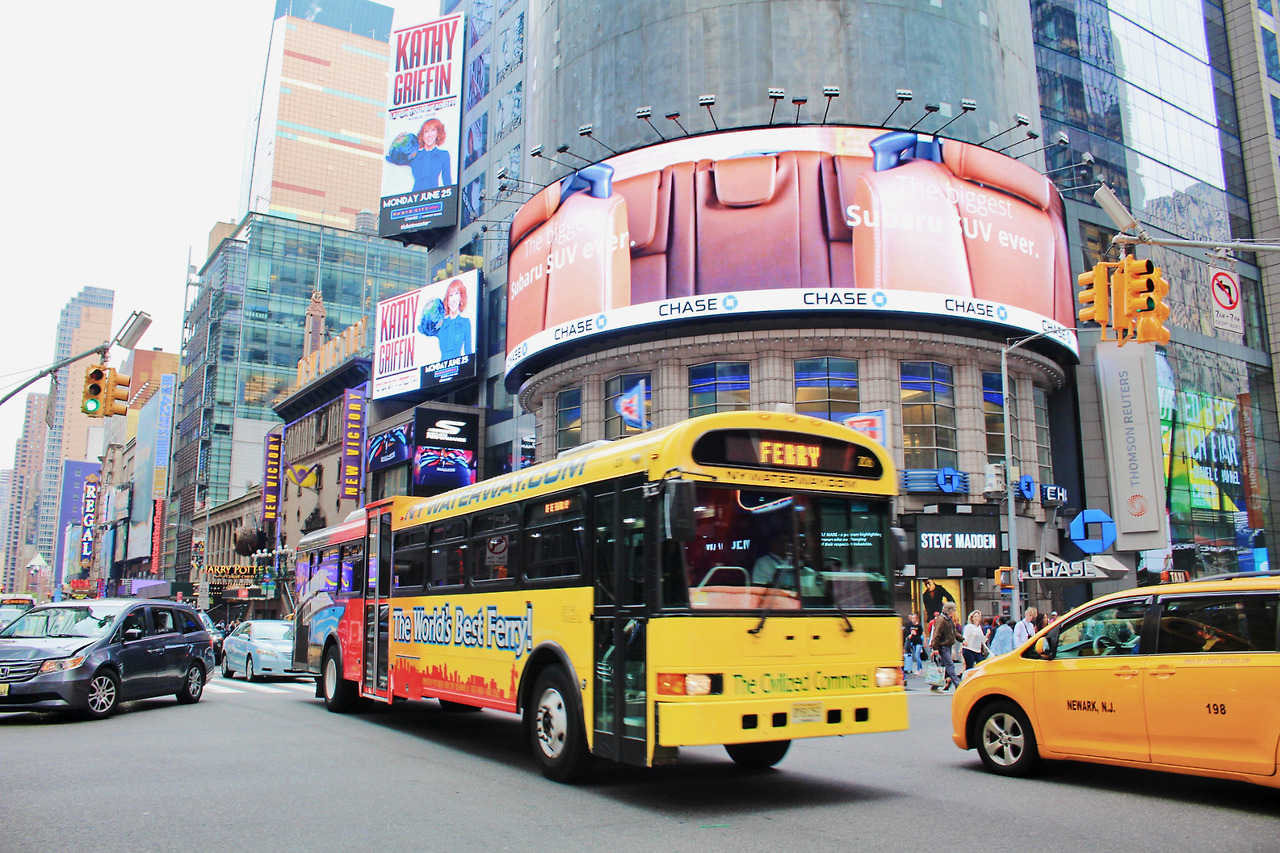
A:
1012;606;1039;646
961;610;988;670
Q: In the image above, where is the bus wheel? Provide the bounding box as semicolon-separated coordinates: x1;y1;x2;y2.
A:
529;668;588;783
975;701;1040;777
322;646;357;713
725;740;791;769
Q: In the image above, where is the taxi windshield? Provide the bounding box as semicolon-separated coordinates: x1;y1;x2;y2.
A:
675;486;892;612
0;604;127;639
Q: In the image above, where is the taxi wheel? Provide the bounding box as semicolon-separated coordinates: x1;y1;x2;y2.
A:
975;701;1040;777
725;740;791;769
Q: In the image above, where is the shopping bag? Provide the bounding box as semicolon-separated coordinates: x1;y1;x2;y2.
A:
924;661;945;688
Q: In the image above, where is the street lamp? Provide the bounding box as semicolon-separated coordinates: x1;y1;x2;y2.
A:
1001;330;1055;621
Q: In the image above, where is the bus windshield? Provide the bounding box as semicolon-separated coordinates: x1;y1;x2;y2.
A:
679;486;892;611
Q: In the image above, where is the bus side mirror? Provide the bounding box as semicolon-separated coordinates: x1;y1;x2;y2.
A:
665;481;696;542
889;527;908;572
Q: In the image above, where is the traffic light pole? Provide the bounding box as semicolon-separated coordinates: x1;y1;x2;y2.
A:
1002;330;1053;622
0;342;110;410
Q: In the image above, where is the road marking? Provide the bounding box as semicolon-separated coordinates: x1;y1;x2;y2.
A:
205;683;244;694
223;680;290;693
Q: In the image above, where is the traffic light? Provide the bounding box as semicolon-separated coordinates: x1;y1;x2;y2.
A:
81;365;108;418
1115;256;1156;345
995;567;1014;590
1135;266;1171;345
103;370;131;417
1076;263;1111;328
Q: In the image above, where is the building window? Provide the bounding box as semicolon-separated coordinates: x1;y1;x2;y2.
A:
689;362;750;417
1263;27;1280;83
1034;388;1052;485
900;362;957;469
982;372;1020;470
1272;95;1280;139
1263;0;1275;16
556;388;582;452
794;358;858;422
604;373;651;439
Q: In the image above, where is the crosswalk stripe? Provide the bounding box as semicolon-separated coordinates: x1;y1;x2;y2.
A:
223;680;289;693
280;682;317;692
205;683;244;694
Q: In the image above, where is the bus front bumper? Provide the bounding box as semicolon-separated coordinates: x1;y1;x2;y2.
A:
655;691;908;747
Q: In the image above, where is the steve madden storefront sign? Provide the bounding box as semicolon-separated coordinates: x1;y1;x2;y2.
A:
913;513;1002;570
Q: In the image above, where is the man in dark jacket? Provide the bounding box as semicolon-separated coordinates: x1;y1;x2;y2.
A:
930;601;962;692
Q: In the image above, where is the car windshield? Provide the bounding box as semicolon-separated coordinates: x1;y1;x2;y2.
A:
0;604;127;639
254;622;294;641
674;486;893;611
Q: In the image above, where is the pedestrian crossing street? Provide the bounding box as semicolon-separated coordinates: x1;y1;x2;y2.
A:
206;678;316;696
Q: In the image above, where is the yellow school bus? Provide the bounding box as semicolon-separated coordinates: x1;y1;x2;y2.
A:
295;411;908;781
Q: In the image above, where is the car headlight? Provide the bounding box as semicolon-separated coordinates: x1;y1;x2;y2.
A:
259;648;279;658
40;655;86;674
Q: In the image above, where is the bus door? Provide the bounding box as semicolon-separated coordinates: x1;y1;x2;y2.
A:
591;484;648;765
363;508;392;701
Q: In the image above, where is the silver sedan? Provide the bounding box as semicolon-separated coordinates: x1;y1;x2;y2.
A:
220;620;306;681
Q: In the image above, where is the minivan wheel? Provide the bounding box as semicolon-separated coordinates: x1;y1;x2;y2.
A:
85;669;121;719
176;663;205;704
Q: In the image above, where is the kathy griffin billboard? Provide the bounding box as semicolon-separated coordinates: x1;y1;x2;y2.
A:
504;126;1078;390
379;11;466;240
372;269;480;399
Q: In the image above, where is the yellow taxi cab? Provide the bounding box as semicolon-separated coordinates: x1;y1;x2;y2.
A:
951;572;1280;788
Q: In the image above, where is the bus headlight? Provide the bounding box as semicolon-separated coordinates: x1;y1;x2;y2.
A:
656;673;722;696
875;667;902;688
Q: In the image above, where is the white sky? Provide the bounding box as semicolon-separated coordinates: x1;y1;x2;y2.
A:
0;0;436;466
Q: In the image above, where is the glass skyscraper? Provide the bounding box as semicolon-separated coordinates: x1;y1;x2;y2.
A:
1033;0;1278;576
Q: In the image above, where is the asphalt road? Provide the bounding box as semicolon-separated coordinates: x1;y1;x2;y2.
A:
0;673;1276;852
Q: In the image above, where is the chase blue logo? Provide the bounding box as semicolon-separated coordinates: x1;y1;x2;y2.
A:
996;306;1009;321
722;294;739;311
1017;475;1036;501
596;314;608;330
936;467;964;494
1069;509;1116;554
872;292;889;308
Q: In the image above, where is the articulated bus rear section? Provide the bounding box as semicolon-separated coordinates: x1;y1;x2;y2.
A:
294;411;909;781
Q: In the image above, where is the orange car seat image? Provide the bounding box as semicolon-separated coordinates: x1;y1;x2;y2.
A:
851;131;1074;325
505;164;631;352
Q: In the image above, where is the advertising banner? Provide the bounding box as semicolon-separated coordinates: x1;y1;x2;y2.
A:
55;461;99;581
152;373;176;497
367;420;414;473
413;407;479;491
262;434;282;524
128;389;162;560
504;126;1077;390
342;389;365;500
372;269;480;399
149;500;164;574
913;513;1002;571
1095;341;1168;550
379;11;466;240
79;474;101;571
